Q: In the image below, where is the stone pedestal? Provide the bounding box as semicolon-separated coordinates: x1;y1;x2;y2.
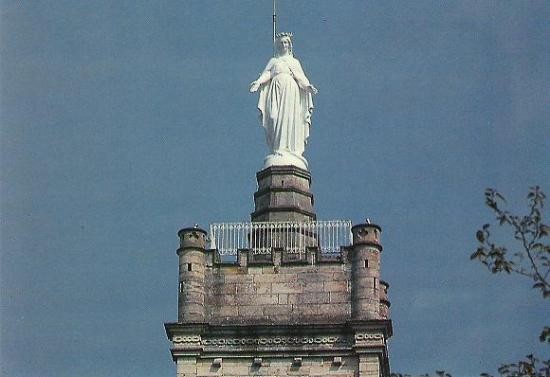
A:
251;166;315;222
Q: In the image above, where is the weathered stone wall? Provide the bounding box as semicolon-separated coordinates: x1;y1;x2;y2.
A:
178;356;359;377
169;222;392;376
176;223;390;325
204;262;351;325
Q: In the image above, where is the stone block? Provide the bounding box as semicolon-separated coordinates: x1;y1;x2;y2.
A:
196;359;221;376
236;293;279;306
254;273;297;283
262;266;276;273
264;304;293;317
281;252;309;264
358;354;380;376
324;280;350;293
281;265;315;274
235;281;271;295
271;281;305;294
329;292;350;303
332;269;350;280
302;281;325;292
247;266;263;275
180;291;205;304
179;253;206;265
352;289;378;300
179;303;205;322
234;282;256;295
298;271;334;283
221;265;246;274
292;303;349;320
256;282;273;294
287;292;329;305
223;273;254;283
216;305;239;318
208;294;226;307
181;280;205;292
177;357;197;376
208;271;224;284
213;282;237;295
237;305;264;317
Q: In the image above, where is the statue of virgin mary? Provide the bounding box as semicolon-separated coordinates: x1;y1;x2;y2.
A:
250;32;318;170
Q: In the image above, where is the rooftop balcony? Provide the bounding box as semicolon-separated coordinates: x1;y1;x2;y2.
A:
208;220;352;256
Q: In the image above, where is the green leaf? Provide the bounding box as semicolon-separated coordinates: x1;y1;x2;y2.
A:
476;230;485;242
539;327;550;343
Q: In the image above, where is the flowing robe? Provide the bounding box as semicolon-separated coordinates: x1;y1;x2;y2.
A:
257;56;314;169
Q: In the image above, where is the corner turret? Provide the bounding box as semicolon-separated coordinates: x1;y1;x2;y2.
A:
351;221;384;320
176;227;207;323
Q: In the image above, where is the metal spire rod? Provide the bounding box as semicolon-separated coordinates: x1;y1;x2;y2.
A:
272;0;277;56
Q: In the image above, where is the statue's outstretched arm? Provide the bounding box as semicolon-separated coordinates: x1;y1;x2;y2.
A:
250;58;275;93
292;60;318;95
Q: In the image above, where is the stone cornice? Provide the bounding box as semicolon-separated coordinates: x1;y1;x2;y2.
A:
165;320;393;339
256;165;311;182
251;206;316;219
253;186;314;199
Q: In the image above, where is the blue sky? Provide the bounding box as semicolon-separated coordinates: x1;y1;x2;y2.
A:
1;1;549;376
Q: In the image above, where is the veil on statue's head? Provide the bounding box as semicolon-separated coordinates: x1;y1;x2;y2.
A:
275;32;293;56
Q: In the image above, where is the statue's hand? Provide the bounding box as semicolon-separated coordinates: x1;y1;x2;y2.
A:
308;85;318;95
249;81;260;93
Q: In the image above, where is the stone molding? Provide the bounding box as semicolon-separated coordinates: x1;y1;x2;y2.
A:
166;321;392;356
256;165;312;182
253;186;314;199
173;335;202;344
201;334;350;348
251;205;316;219
354;332;385;346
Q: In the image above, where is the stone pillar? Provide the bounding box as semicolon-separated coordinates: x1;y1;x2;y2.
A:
251;165;315;222
358;354;381;377
176;357;197;377
351;222;383;320
177;227;207;323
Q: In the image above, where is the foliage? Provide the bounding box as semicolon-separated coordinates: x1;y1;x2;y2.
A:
390;357;550;377
490;354;550;377
391;187;549;377
473;187;549;377
471;186;549;301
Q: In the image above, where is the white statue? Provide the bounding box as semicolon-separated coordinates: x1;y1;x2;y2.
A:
250;32;318;170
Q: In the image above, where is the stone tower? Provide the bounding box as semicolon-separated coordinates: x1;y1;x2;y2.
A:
164;164;393;376
165;26;392;377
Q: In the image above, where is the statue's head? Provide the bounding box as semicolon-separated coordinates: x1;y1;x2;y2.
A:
275;32;293;56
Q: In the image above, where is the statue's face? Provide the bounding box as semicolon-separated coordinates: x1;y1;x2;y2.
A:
278;37;291;54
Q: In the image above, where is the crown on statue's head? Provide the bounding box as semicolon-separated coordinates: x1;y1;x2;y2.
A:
275;32;293;39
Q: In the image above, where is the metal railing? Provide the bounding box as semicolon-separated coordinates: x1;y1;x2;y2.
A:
209;220;352;255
